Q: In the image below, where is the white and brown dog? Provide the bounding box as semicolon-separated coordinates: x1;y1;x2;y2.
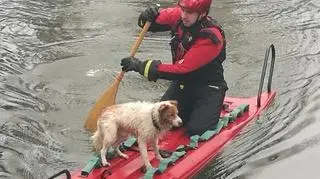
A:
91;100;183;169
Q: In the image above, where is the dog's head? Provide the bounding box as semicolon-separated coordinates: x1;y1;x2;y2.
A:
157;100;183;129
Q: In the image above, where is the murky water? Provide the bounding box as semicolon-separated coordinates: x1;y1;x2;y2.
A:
0;0;319;178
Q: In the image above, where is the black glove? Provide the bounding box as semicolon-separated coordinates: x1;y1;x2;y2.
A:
138;5;160;27
121;57;142;73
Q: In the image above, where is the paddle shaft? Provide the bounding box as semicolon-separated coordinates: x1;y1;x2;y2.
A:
118;21;151;78
130;21;151;57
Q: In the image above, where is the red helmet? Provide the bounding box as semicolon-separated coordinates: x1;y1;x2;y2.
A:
178;0;212;14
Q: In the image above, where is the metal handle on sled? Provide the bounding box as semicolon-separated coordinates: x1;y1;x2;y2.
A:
48;169;71;179
257;44;276;107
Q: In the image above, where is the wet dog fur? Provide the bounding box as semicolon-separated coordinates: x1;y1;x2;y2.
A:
91;100;182;169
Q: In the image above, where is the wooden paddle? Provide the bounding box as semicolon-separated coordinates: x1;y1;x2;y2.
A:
84;22;151;132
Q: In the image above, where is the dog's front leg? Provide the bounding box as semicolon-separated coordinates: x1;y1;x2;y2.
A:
152;138;163;161
137;139;152;169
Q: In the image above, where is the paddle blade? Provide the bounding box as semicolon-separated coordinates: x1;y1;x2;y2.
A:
84;72;124;132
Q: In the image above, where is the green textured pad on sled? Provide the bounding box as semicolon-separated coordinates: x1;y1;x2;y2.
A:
81;154;101;176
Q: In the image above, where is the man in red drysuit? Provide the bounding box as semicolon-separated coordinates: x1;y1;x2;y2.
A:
121;0;228;136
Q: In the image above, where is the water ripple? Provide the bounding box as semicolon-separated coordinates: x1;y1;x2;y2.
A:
0;115;68;179
0;0;86;78
0;82;54;112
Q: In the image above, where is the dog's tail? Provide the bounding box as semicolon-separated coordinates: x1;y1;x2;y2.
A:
91;128;103;152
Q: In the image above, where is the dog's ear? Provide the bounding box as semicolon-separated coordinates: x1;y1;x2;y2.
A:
159;103;169;113
168;100;178;107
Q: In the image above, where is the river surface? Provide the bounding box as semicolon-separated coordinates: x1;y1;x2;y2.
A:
0;0;319;178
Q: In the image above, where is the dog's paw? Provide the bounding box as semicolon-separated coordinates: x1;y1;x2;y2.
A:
101;161;111;167
140;165;154;173
140;166;152;173
140;166;147;173
119;153;129;159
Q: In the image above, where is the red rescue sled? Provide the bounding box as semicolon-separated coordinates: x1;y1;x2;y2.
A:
49;44;276;179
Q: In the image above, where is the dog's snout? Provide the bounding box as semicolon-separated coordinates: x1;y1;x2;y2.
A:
173;116;183;127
